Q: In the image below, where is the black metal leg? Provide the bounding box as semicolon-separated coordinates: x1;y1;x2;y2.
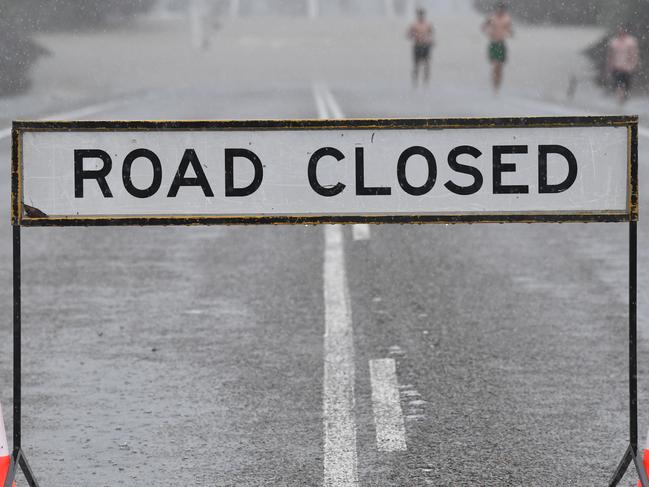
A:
18;449;39;487
609;221;649;487
609;444;633;487
631;221;639;454
611;222;644;487
12;225;20;453
630;221;647;487
9;226;40;487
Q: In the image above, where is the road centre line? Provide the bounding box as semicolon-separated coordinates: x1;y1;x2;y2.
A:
320;84;345;119
314;83;359;486
352;224;371;241
313;84;331;119
369;358;407;452
313;82;371;241
323;225;359;487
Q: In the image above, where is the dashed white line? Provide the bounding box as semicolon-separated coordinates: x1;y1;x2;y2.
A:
323;224;359;486
352;224;371;241
313;84;331;120
369;358;407;452
320;84;345;120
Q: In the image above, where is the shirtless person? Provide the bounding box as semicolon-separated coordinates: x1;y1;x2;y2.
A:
482;3;513;93
408;8;434;86
607;24;640;105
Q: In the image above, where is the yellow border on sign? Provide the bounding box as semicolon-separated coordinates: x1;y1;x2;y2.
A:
11;116;639;227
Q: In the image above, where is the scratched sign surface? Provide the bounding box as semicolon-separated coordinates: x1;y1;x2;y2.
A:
13;118;636;225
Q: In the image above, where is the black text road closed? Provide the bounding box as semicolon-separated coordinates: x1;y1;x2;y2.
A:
13;118;637;225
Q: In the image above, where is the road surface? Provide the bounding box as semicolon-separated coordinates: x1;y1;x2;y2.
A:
0;9;648;486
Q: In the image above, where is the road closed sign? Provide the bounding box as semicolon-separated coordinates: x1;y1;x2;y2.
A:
12;117;637;226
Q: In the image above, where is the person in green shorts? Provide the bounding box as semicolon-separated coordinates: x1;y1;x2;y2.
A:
482;3;513;93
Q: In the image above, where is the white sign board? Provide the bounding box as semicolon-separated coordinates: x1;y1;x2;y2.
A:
12;118;637;225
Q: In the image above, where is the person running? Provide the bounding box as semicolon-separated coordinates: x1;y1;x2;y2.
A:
482;2;513;93
607;24;640;105
407;8;434;86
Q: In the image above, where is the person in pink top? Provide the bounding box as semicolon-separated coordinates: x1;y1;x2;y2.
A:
407;8;434;86
607;24;640;105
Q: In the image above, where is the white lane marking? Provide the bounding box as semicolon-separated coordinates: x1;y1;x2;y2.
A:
323;225;359;486
314;85;359;486
352;224;371;241
369;358;407;452
313;84;330;120
320;84;345;119
315;82;370;241
0;96;141;141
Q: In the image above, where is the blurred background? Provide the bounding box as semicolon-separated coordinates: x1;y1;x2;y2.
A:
0;0;648;118
2;1;649;486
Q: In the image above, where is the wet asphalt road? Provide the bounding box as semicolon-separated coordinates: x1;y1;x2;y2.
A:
1;82;648;485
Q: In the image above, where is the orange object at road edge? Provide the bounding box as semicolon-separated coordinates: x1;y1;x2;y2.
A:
638;449;649;487
0;401;15;487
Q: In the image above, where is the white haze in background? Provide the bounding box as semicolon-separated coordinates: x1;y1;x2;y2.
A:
152;0;473;19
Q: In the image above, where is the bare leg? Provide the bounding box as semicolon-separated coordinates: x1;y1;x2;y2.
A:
423;58;431;84
492;62;503;92
616;86;628;105
413;60;420;87
612;72;629;105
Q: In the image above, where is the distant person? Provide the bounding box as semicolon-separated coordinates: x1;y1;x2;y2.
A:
407;8;434;86
607;24;640;105
482;2;513;93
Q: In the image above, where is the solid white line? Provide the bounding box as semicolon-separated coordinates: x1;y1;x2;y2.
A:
314;84;359;487
315;82;370;241
369;358;407;452
352;224;371;241
323;225;359;486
